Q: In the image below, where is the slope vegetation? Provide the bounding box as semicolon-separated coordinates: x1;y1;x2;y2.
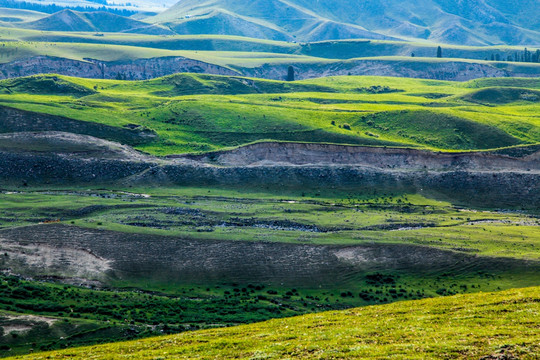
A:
1;74;539;155
9;286;540;359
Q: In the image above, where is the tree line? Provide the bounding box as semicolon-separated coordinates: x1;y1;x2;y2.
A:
487;48;540;63
412;46;540;63
0;0;137;17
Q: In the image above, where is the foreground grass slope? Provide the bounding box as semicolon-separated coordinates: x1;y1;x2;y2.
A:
0;74;539;154
9;286;540;359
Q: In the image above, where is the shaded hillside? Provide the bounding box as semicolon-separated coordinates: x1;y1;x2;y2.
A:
20;9;173;35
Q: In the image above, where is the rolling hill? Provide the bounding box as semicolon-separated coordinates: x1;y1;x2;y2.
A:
148;0;540;45
1;74;539;154
0;7;46;23
19;9;173;35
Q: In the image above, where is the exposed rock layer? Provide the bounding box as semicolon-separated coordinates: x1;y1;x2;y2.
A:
0;130;538;208
1;56;538;81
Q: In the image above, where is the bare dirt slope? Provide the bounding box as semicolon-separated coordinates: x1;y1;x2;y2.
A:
1;56;538;81
0;132;538;207
0;224;535;287
185;141;540;172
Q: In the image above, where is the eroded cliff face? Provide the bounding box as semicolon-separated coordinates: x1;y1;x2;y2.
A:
1;56;537;81
0;56;238;80
0;131;538;208
185;142;540;172
241;60;516;81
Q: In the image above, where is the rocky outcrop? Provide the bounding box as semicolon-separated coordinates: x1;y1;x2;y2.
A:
241;60;528;81
0;132;538;208
0;56;238;80
1;56;538;81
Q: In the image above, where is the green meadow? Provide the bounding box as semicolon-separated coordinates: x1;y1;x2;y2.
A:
0;74;539;154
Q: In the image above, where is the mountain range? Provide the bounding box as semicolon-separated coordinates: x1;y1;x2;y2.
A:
148;0;540;45
15;9;173;35
1;0;539;45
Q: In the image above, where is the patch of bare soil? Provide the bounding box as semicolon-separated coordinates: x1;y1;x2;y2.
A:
0;224;537;287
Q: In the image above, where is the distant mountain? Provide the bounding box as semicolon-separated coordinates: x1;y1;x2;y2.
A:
149;0;396;42
20;9;174;35
149;0;540;45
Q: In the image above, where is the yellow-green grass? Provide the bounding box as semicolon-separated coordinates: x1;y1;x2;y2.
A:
1;73;539;154
9;286;540;359
0;40;326;68
1;25;536;61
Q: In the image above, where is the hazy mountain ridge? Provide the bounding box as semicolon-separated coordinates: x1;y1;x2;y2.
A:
18;9;174;35
1;0;538;44
149;0;540;45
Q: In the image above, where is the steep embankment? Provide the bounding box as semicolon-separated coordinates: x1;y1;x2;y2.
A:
0;56;238;80
185;141;540;171
241;59;540;81
0;129;538;207
1;56;539;81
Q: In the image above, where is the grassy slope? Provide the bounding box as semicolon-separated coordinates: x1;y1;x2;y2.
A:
0;40;323;68
0;74;538;154
0;8;47;23
1;27;538;64
8;286;540;359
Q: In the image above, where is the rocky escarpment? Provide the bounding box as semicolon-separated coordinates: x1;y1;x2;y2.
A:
184;142;540;172
0;132;538;208
0;56;238;80
241;59;536;81
1;56;538;81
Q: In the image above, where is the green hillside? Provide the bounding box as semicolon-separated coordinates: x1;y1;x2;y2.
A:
0;7;46;23
146;0;540;45
149;0;392;42
0;74;538;154
7;286;540;359
2;27;537;62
